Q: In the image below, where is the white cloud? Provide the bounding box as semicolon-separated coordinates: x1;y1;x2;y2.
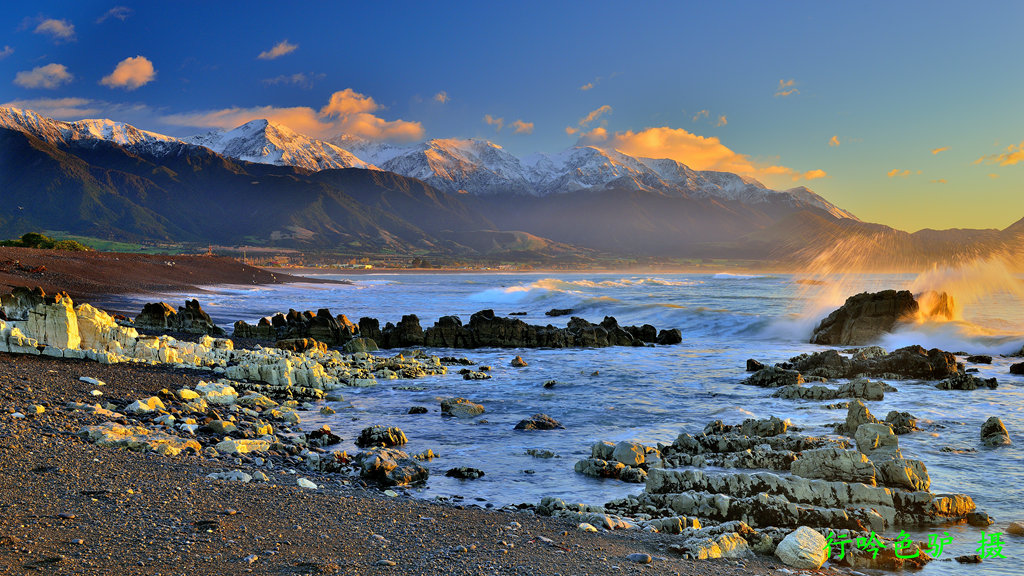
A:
100;56;156;90
1;97;101;118
0;46;13;60
14;63;73;89
263;73;322;89
258;40;298;60
97;6;133;23
33;18;76;42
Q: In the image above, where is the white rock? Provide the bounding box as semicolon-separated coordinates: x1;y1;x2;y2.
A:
297;477;318;489
775;526;828;569
207;470;252;482
79;376;105;386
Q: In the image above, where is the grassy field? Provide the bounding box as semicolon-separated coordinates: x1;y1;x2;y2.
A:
41;232;187;255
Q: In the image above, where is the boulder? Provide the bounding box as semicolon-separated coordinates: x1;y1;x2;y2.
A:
810;290;919;345
135;300;223;335
357;448;429;486
611;441;646;467
440;397;485;418
884;411;919;434
855;422;901;461
78;422;201;457
307;425;342;447
981;416;1011;447
775;526;829;569
355;425;408;448
514;413;564;431
842;399;881;435
343;337;378;354
0;286;48;319
876;458;930;491
1011;362;1024;375
746;359;765;372
791;345;960;380
510;355;528;367
25;292;81;350
790;447;876;485
657;328;683;345
966;355;992;364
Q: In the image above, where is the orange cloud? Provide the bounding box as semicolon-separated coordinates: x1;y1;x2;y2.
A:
433;91;448;103
566;105;612;135
716;115;727;127
258;40;298;60
975;141;1024;166
692;109;709;122
989;173;999;179
162;89;424;141
484;114;504;132
100;56;155;90
829;135;840;147
579;126;824;182
34;18;75;42
931;146;949;155
14;63;73;89
929;179;947;184
580;82;594;91
887;169;913;178
510;119;534;134
775;79;799;97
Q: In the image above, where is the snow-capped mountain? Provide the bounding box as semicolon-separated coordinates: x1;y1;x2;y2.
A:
0;106;184;156
0;106;856;220
186;120;374;171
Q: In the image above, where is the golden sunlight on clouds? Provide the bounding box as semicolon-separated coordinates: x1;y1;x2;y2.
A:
258;40;298;60
929;179;947;184
484;114;504;132
775;79;798;97
974;141;1024;166
566;105;612;135
2;97;101;117
887;169;921;178
693;109;709;122
433;91;449;103
716;115;727;127
510;119;534;134
931;146;949;155
579;126;825;182
100;56;155;90
829;135;840;147
13;63;73;89
161;89;424;141
33;18;76;42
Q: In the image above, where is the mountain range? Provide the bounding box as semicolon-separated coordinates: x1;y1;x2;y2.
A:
0;106;1020;268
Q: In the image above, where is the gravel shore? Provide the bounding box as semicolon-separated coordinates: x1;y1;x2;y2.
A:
0;353;790;576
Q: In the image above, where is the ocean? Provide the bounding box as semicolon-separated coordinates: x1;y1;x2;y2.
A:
108;270;1024;575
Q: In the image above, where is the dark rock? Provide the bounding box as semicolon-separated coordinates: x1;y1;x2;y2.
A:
135;300;224;335
355;425;408;448
357;448;428;486
542;380;557;388
1010;362;1024;375
937;373;998;390
307;425;341;447
342;337;378;354
0;286;47;319
742;366;805;388
810;290;919;345
545;308;574;317
514;413;564;431
746;359;766;372
885;411;919;434
407;406;428;414
791;345;960;380
445;467;485;480
656;328;682;345
966;355;992;364
966;511;994;526
955;555;983;564
510;355;528;367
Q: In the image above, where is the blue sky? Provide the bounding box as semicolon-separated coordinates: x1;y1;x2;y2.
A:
2;1;1022;232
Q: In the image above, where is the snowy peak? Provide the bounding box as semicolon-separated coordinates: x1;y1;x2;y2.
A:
0;106;183;154
186;120;374;171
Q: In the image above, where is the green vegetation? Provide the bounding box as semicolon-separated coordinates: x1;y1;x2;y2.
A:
41;232;187;255
0;232;92;251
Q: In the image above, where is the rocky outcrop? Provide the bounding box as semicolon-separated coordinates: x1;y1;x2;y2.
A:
1011;362;1024;375
810;290;919;345
773;377;887;401
135;300;224;335
981;417;1011;447
0;286;48;319
936;373;998;390
787;346;961;380
240;308;679;350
